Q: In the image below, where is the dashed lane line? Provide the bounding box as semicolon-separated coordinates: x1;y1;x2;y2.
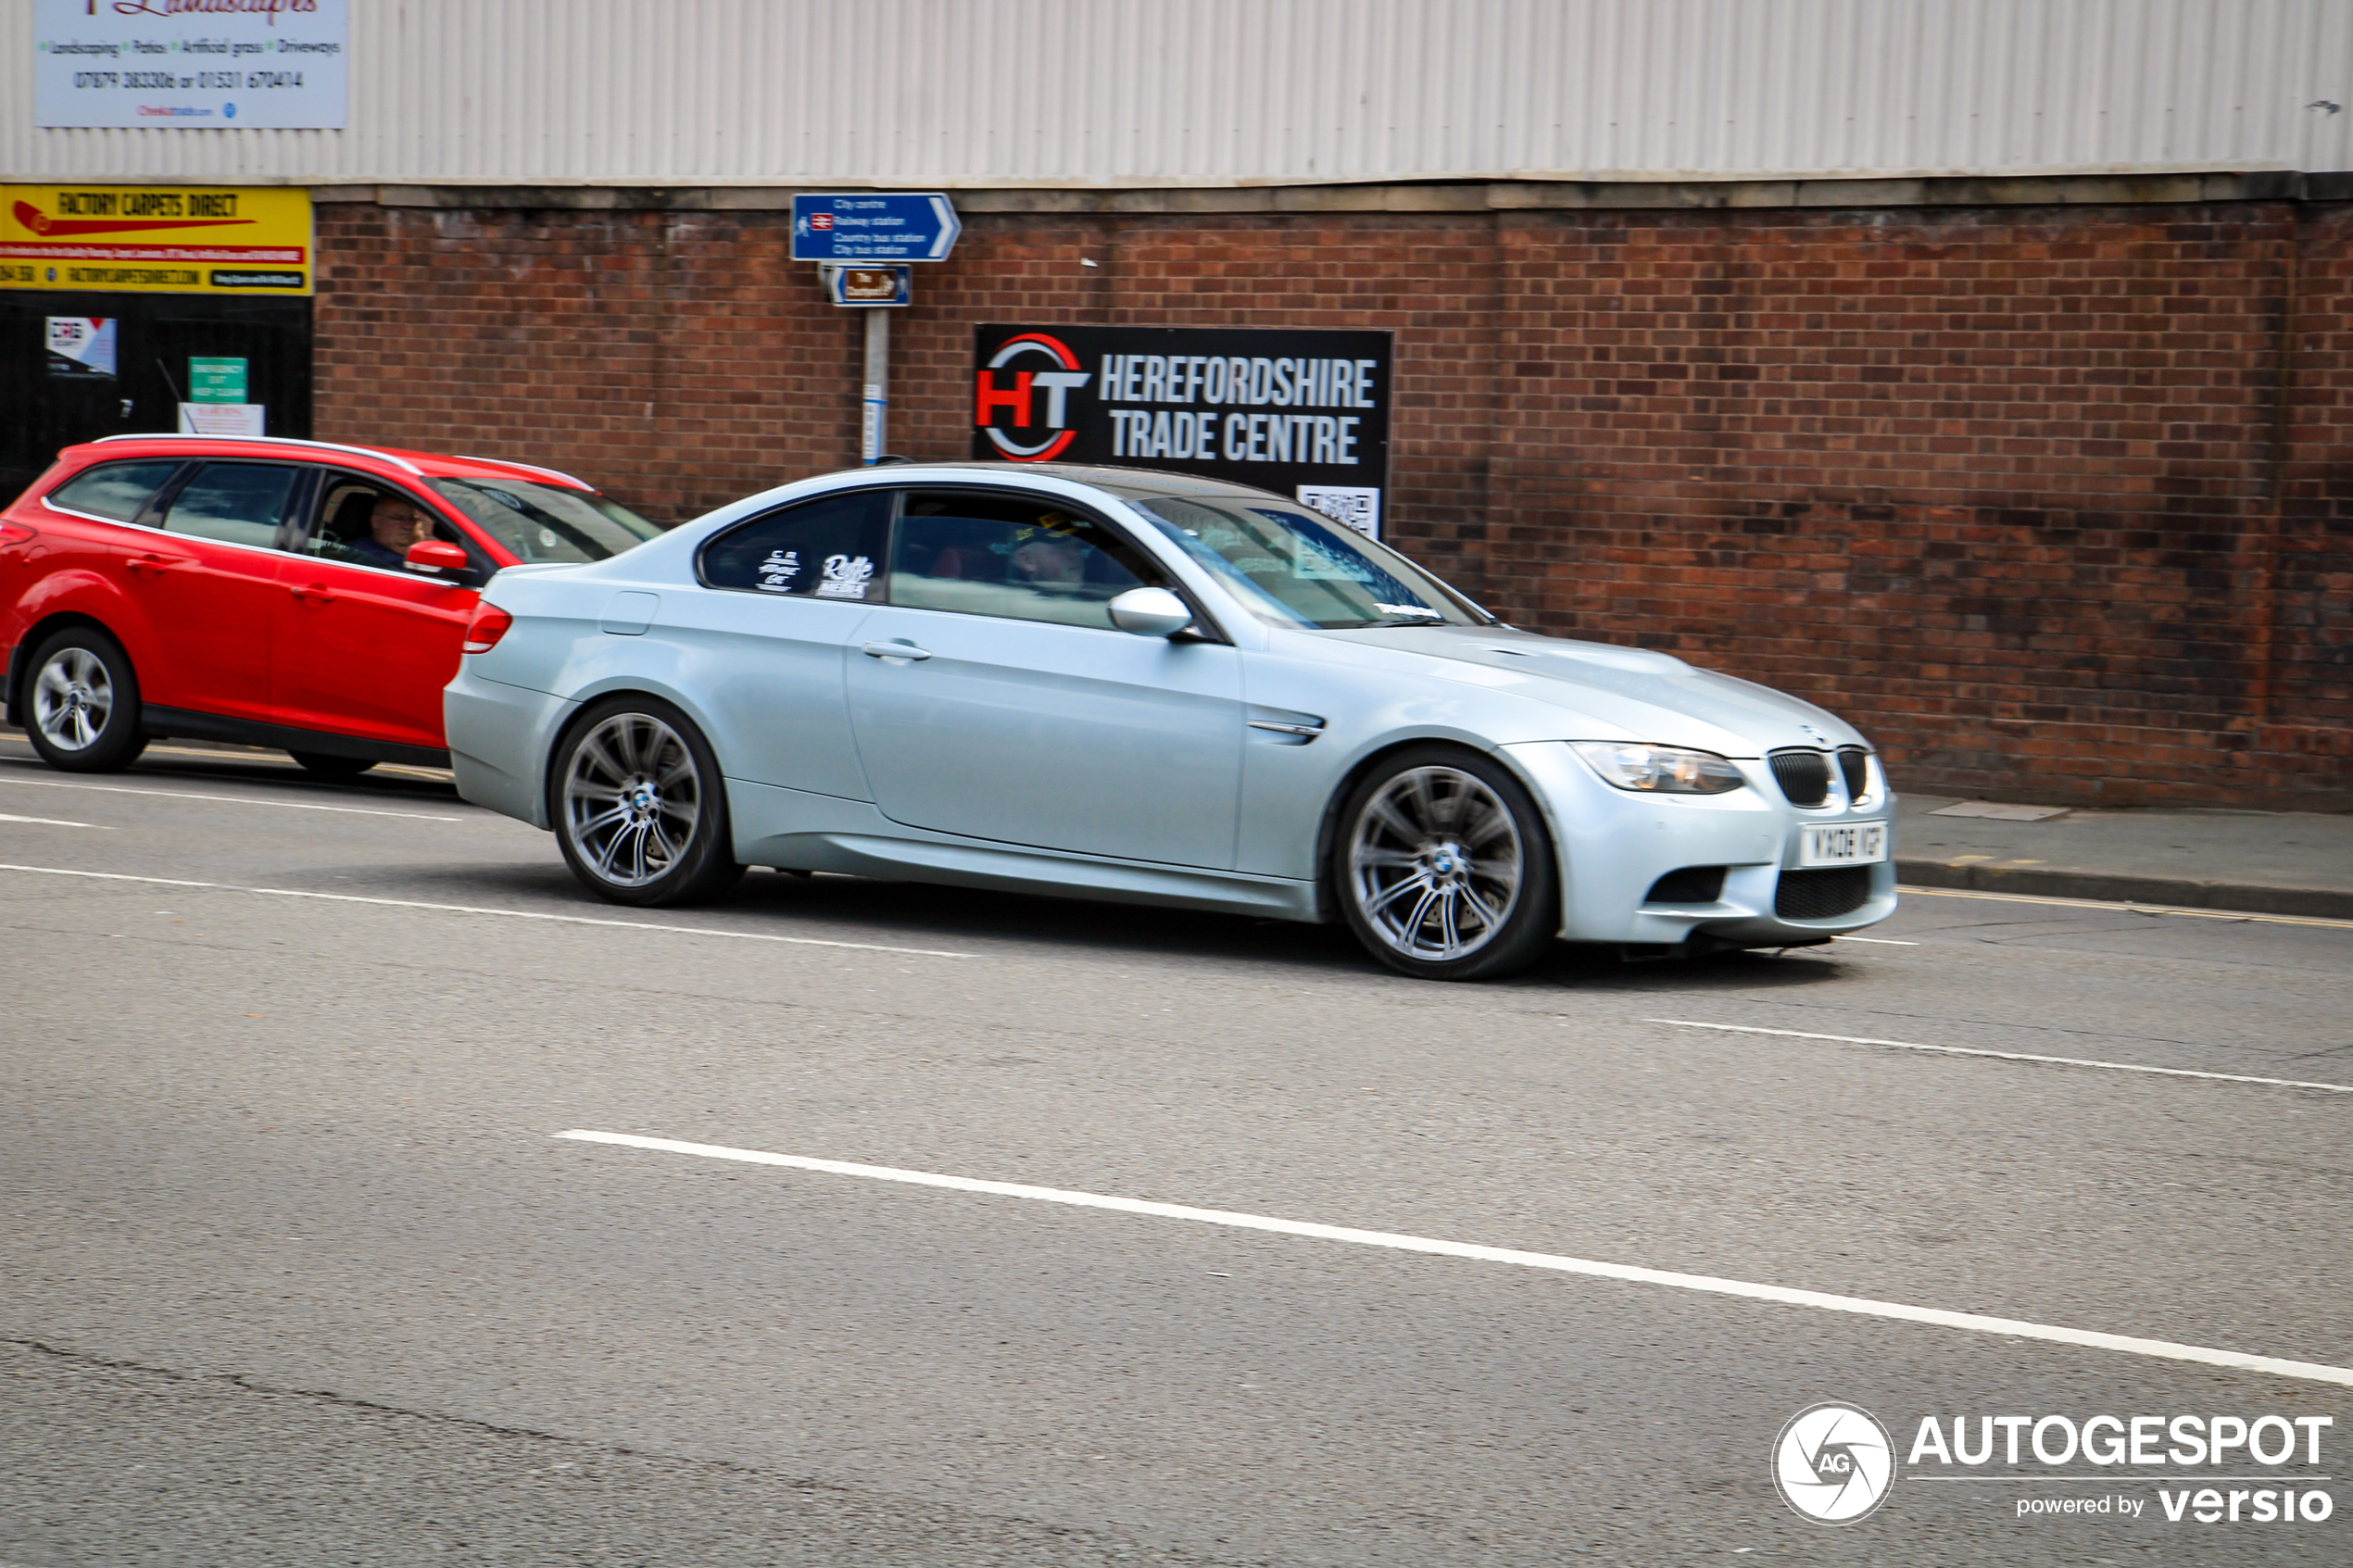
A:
1652;1019;2353;1096
0;864;975;959
0;812;106;828
1899;884;2353;933
556;1130;2353;1390
0;775;462;822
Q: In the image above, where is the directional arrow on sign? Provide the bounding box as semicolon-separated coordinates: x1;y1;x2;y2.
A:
790;193;963;262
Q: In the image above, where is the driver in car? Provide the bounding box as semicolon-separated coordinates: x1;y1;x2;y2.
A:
1008;513;1094;591
346;495;433;570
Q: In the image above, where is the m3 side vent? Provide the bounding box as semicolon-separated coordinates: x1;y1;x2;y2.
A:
1644;866;1726;904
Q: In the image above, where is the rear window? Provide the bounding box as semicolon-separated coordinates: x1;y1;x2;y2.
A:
428;477;661;563
699;490;892;598
47;459;181;522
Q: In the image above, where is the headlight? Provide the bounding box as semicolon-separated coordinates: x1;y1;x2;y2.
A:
1570;741;1748;795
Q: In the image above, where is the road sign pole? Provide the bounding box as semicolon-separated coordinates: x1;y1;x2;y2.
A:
861;307;889;465
793;194;955;466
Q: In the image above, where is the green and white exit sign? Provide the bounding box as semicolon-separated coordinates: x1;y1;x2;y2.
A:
188;357;249;404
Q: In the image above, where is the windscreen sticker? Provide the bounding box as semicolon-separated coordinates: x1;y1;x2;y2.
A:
815;554;875;599
1293;533;1374;583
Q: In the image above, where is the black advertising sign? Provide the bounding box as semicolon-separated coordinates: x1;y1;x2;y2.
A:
972;325;1393;535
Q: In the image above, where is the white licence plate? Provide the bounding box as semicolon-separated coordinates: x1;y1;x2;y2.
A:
1798;822;1888;867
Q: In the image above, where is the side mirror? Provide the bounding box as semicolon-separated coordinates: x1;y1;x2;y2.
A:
1107;586;1194;638
404;539;473;580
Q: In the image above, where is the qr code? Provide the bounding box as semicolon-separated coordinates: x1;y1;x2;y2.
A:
1296;485;1382;538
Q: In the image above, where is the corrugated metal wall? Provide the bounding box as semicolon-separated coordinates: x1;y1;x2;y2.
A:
5;0;2349;187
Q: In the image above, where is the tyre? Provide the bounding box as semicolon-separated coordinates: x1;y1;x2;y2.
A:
1331;746;1561;981
289;751;376;779
24;626;148;773
551;696;744;908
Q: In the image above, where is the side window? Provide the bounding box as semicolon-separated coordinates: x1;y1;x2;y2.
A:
46;459;182;522
158;462;300;550
303;471;481;573
889;490;1166;630
699;490;890;600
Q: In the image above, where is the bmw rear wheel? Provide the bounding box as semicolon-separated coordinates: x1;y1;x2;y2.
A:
25;627;147;773
552;696;744;907
1334;746;1560;981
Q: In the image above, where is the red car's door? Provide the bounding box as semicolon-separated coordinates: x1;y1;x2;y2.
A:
132;460;306;723
268;470;485;749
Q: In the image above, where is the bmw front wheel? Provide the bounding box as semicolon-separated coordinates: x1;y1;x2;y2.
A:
25;626;148;773
552;696;744;908
1333;746;1560;981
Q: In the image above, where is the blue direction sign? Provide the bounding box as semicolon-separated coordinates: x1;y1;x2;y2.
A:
791;193;962;262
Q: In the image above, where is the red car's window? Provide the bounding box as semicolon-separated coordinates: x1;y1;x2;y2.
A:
159;462;301;551
46;459;182;522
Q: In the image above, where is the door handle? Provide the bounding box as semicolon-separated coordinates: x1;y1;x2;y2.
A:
861;641;933;661
126;553;191;575
290;582;338;605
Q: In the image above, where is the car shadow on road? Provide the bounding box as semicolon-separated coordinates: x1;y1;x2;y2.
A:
0;735;465;802
1525;942;1855;995
355;855;1868;995
399;863;1861;997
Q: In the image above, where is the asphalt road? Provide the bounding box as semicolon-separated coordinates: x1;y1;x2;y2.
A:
2;736;2348;1567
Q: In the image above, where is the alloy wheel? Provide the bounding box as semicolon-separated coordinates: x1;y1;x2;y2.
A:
562;712;703;888
1346;765;1525;962
32;647;114;752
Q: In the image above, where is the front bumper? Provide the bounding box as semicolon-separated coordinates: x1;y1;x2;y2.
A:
1502;742;1897;946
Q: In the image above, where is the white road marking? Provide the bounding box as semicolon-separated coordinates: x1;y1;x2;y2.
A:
1831;935;1916;946
0;864;975;959
0;775;461;822
1652;1019;2353;1096
555;1130;2353;1389
0;812;107;828
1899;884;2353;933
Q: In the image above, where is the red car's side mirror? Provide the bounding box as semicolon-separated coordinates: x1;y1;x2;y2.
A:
404;539;472;578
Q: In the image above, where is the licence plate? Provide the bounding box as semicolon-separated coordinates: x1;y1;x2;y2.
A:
1798;822;1887;867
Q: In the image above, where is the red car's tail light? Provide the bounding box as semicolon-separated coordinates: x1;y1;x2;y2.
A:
462;604;514;655
0;522;37;548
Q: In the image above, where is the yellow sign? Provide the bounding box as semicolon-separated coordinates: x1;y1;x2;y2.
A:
0;184;312;295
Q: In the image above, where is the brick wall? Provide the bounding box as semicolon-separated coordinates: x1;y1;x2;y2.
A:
314;197;2352;809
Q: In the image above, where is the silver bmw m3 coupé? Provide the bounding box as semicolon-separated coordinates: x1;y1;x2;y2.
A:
444;464;1895;980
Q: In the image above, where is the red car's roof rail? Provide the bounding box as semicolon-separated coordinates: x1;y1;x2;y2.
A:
454;455;593;491
91;432;428;476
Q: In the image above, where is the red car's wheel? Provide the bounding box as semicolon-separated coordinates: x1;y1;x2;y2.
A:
25;626;149;773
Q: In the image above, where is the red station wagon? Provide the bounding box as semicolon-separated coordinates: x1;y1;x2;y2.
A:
0;434;661;775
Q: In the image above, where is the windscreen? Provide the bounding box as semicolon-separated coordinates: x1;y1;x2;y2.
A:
1128;496;1488;630
428;478;662;563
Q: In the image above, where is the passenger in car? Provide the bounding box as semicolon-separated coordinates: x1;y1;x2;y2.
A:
346;495;433;570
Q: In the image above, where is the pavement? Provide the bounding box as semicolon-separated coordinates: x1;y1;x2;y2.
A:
1897;791;2353;919
1;734;2351;1567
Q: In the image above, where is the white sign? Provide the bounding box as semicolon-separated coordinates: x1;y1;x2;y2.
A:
1297;484;1382;539
34;0;348;130
179;402;266;436
46;316;118;376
